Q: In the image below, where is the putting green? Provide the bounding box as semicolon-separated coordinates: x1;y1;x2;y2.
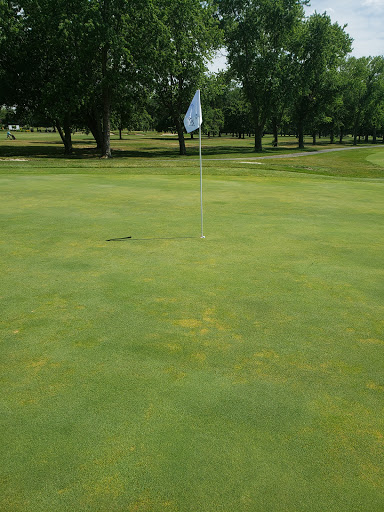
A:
1;171;384;511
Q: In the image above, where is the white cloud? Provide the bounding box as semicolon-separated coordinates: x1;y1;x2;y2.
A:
305;0;384;57
209;0;384;70
362;0;384;6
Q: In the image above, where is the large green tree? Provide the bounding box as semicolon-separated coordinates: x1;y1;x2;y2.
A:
341;56;384;145
222;82;252;138
200;72;227;137
0;1;19;107
362;56;384;143
291;12;352;149
153;0;220;155
218;0;308;152
341;57;371;145
0;0;91;153
0;0;158;157
88;0;158;157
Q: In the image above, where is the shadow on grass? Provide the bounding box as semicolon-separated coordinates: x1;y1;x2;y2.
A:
106;236;196;241
0;143;101;160
0;136;372;161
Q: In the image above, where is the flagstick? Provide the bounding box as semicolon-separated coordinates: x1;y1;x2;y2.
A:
199;123;205;238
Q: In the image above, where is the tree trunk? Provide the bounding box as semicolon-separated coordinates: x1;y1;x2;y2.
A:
56;120;72;155
87;123;102;149
298;121;304;149
339;127;344;144
63;117;72;154
101;45;112;158
86;108;103;149
101;90;112;158
372;127;377;144
312;132;316;145
272;118;278;146
353;128;358;145
254;125;263;152
175;118;186;155
330;128;334;144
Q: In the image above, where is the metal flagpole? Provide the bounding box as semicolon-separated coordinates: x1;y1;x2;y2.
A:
199;122;204;238
183;89;204;238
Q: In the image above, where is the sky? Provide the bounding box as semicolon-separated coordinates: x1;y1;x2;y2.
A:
208;0;384;72
305;0;384;58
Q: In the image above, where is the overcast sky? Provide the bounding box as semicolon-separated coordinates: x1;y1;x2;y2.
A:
209;0;384;72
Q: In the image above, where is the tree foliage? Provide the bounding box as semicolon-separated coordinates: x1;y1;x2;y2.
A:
218;0;308;151
1;0;384;153
152;0;220;154
291;12;352;148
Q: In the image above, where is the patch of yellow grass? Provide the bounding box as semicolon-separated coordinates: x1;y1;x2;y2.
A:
27;359;48;374
155;297;177;303
165;343;182;352
176;319;202;328
145;403;154;420
202;307;229;331
88;473;124;497
367;381;384;392
128;495;177;512
359;338;384;345
191;352;207;363
165;366;187;380
230;350;289;385
358;429;384;447
254;350;279;359
19;398;38;406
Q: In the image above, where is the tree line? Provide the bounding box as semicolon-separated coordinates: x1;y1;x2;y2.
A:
1;0;383;156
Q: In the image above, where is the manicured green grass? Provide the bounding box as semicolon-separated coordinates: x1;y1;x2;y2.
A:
0;131;383;179
1;134;384;511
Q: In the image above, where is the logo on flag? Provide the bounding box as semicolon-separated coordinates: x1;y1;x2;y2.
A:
184;90;202;133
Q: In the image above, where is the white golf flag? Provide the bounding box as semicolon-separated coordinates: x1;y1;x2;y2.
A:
184;90;202;133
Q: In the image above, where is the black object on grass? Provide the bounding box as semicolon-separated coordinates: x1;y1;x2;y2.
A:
106;236;132;241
